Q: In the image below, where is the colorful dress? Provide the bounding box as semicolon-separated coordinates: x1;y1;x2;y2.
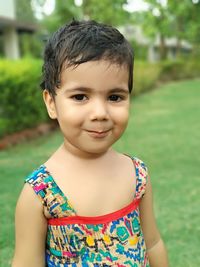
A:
25;156;150;267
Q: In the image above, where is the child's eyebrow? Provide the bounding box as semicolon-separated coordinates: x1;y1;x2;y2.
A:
64;87;129;94
109;88;129;94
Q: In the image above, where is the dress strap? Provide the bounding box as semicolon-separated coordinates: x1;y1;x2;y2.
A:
132;157;149;200
25;165;76;218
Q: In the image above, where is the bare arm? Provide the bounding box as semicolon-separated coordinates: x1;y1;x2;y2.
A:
12;183;47;267
140;176;169;267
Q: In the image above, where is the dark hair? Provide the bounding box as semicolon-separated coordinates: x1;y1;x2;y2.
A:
41;19;134;96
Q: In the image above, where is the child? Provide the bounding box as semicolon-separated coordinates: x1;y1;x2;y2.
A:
12;20;168;267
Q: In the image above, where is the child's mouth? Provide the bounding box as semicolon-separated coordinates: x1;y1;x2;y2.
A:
86;129;110;138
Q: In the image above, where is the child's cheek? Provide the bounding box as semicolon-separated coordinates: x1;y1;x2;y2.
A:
114;109;130;134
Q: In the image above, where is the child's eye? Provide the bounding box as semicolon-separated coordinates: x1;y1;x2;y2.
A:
71;94;88;101
108;95;123;102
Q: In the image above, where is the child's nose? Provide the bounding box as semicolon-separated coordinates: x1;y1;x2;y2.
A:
90;99;109;121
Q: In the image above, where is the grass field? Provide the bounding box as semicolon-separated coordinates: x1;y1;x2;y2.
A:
0;79;200;266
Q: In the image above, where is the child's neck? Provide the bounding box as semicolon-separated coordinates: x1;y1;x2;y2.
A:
61;142;116;161
46;143;119;172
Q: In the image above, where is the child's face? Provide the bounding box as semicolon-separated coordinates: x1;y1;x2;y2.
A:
44;60;130;157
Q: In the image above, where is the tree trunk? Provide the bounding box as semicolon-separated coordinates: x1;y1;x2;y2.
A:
176;38;181;58
160;34;167;60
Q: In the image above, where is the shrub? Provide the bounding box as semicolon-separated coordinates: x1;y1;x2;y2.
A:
159;59;200;81
0;58;199;139
133;61;161;96
132;59;200;97
0;59;48;138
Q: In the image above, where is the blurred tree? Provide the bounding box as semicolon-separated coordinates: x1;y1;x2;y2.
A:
167;0;200;56
16;0;36;22
141;0;170;59
41;0;82;33
187;4;200;58
41;0;130;34
141;0;200;59
82;0;130;25
15;0;43;57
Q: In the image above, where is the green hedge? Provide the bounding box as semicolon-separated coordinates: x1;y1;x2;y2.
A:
0;58;199;138
133;59;200;96
159;59;200;81
133;61;161;96
0;59;48;138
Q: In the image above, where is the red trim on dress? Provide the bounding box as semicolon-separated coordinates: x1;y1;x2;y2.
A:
48;198;140;225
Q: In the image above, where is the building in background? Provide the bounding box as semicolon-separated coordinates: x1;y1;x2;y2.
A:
120;25;192;62
0;0;37;59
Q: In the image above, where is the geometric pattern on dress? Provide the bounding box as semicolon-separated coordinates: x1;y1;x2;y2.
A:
25;156;150;267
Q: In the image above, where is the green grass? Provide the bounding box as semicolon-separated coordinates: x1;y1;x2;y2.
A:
0;79;200;266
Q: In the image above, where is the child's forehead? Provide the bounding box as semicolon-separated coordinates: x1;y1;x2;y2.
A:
59;60;129;92
61;60;128;77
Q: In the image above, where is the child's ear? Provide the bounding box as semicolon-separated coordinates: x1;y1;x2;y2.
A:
43;89;57;119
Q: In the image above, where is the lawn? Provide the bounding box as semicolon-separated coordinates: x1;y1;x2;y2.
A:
0;79;199;266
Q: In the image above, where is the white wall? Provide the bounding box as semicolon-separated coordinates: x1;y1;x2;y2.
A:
3;27;20;59
0;0;16;19
0;0;19;59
